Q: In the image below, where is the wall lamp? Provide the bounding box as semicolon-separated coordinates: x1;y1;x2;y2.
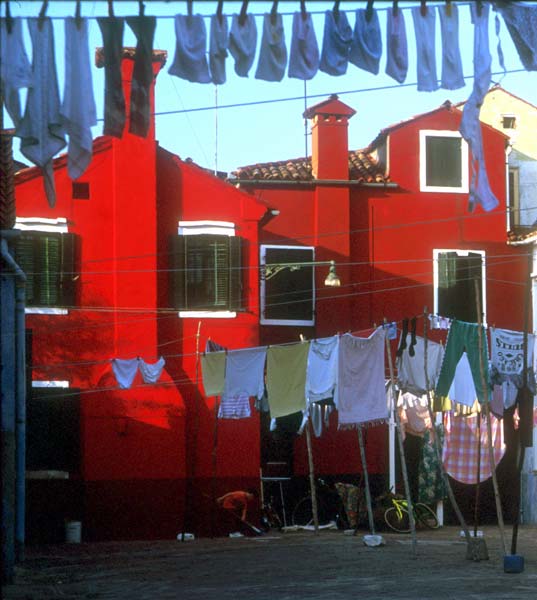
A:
261;260;341;287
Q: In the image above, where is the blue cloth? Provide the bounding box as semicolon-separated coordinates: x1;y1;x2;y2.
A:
459;3;499;212
288;12;319;80
385;8;408;83
438;4;465;90
349;8;382;75
255;13;287;82
169;14;211;83
412;6;438;92
209;14;228;85
229;13;257;77
320;10;352;76
497;0;537;71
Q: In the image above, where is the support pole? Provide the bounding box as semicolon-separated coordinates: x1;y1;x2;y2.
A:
357;427;375;534
305;419;319;534
384;322;418;557
474;280;507;555
423;307;472;548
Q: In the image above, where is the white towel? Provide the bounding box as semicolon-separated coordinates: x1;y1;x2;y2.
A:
338;329;388;428
61;17;97;180
0;17;32;127
224;347;267;400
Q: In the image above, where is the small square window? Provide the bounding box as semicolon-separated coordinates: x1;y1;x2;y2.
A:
502;115;516;129
72;182;90;200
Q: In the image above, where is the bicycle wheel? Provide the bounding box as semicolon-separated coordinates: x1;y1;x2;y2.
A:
415;503;439;529
384;506;411;533
292;496;330;527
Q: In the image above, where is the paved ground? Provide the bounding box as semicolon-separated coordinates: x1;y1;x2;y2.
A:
4;525;537;599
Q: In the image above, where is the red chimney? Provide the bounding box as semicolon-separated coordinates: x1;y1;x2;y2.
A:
303;94;356;180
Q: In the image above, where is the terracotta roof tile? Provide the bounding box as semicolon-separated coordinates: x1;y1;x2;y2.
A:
232;149;388;183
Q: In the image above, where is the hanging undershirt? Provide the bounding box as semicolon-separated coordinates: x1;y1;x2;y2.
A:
437;3;465;90
288;11;319;80
349;8;382;75
255;12;287;82
209;14;228;85
385;7;408;83
320;9;353;76
411;6;439;92
306;336;339;405
229;13;258;77
61;17;97;181
397;335;444;396
168;14;211;84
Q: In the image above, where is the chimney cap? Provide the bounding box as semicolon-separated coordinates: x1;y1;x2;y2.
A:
303;95;356;120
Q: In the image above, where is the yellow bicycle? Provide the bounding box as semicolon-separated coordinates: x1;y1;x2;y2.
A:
383;496;439;533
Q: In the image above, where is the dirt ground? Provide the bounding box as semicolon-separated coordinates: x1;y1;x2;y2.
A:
4;525;537;600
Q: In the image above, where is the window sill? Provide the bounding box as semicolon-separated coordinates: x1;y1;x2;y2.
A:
26;307;69;315
26;470;70;480
420;185;469;194
178;310;237;319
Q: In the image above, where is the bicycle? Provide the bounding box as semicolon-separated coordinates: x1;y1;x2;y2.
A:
383;495;440;533
291;478;349;529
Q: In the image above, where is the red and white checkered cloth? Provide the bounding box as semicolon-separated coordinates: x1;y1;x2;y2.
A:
442;412;505;484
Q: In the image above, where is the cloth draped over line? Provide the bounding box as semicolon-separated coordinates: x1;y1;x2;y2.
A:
111;356;166;389
319;10;353;77
349;8;383;75
229;13;258;77
459;2;499;213
442;411;505;484
385;7;408;83
61;17;97;181
201;351;226;397
288;11;319;80
411;6;438;92
496;1;537;71
255;13;287;82
305;336;339;405
490;327;535;389
337;328;388;428
16;18;66;209
0;17;32;127
437;3;465;90
168;14;211;84
266;342;309;419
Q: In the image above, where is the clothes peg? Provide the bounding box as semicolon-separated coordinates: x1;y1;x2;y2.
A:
38;0;48;30
238;0;248;26
216;0;224;24
187;0;193;17
420;0;427;17
332;0;340;23
392;0;399;17
476;1;483;17
107;0;114;17
300;0;307;21
138;0;145;16
75;0;82;30
270;0;279;25
365;0;374;23
5;0;14;34
445;0;452;17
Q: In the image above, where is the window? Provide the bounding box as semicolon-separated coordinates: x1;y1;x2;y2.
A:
434;250;485;323
420;130;469;193
72;181;90;200
169;232;242;312
261;245;315;326
12;231;77;309
502;114;517;129
27;386;80;475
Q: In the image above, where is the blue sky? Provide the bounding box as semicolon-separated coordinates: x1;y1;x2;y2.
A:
3;1;537;174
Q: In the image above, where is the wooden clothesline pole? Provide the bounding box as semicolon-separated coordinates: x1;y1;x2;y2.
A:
357;427;376;535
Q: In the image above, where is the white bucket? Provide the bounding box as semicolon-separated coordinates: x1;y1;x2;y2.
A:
65;521;82;543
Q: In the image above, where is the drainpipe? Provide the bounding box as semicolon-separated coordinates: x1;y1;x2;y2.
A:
1;234;27;564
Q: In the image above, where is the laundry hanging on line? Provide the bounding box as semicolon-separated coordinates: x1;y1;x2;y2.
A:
111;356;166;389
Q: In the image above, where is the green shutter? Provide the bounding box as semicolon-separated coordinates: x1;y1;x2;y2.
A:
14;234;37;304
228;236;242;311
37;234;61;305
59;233;76;307
169;235;186;309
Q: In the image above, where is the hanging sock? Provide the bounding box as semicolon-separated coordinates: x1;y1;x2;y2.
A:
288;11;319;80
61;17;97;180
496;1;537;71
97;17;126;138
0;17;32;127
229;12;257;77
349;8;382;75
255;12;287;82
169;14;211;83
126;16;156;137
437;3;465;90
138;356;165;384
17;18;66;208
459;3;499;212
385;7;408;83
209;13;229;85
319;9;353;76
411;6;439;92
396;317;409;357
408;316;417;357
112;358;139;389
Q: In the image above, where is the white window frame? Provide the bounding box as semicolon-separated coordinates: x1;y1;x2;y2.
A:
260;244;315;327
433;249;487;325
176;220;237;318
15;217;70;315
419;130;469;194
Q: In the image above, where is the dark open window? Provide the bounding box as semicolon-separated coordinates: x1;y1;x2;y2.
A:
26;388;80;474
169;234;242;311
437;251;483;322
261;246;314;324
13;232;77;307
425;136;463;188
